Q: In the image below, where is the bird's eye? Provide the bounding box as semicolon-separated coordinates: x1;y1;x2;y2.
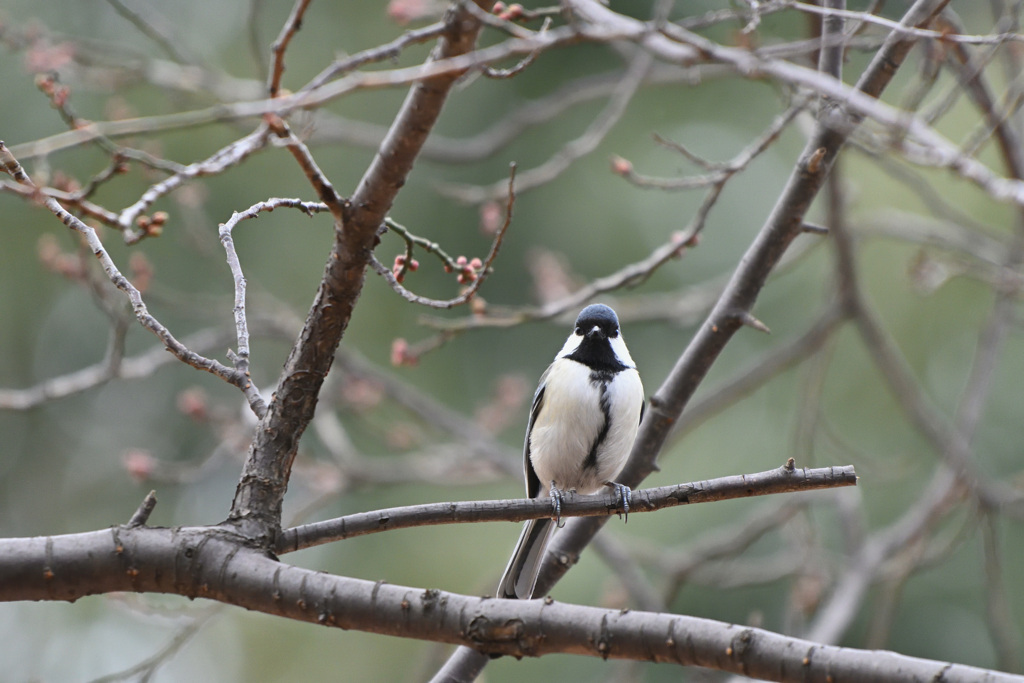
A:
574;327;583;335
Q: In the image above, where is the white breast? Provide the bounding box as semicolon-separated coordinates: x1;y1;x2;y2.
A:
528;359;643;495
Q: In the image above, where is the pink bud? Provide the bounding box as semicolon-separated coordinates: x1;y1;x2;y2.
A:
391;338;416;366
122;449;156;482
610;156;633;176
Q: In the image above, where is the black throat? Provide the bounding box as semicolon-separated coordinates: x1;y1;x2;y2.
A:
565;336;627;373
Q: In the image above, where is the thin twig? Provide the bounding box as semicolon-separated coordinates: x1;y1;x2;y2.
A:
981;512;1023;672
791;1;1024;45
87;606;221;683
438;50;653;203
619;95;810;191
302;21;449;93
0;325;260;410
372;164;517;308
116;125;273;241
421;229;696;334
105;0;194;64
217;198;327;418
268;0;314;98
483;17;553;78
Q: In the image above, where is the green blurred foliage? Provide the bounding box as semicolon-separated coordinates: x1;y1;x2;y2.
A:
0;1;1021;681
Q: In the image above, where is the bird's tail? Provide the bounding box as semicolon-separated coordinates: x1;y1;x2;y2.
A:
496;518;556;599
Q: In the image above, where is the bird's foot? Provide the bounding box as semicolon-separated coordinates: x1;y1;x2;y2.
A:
606;481;632;522
549;481;566;528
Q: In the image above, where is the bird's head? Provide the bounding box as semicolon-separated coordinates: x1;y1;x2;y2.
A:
574;303;619;341
557;303;635;370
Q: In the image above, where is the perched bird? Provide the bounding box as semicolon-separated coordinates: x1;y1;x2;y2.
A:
497;303;644;600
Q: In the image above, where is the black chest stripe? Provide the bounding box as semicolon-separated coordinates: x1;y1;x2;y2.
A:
582;372;614;471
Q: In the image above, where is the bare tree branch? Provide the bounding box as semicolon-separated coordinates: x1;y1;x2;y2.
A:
1;525;1017;682
227;1;492;540
277;463;857;553
0;142;261;405
5;2;1024;680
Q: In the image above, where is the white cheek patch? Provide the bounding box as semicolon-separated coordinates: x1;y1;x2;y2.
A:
608;334;635;368
556;332;584;359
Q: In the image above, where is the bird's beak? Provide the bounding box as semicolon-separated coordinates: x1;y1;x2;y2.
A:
585;325;605;340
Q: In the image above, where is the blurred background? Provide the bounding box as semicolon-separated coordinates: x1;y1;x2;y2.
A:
1;1;1021;681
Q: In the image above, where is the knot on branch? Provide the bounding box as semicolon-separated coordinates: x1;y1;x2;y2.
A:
467;614;536;657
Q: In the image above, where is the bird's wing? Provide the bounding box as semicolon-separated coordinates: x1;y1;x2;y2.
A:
523;371;548;500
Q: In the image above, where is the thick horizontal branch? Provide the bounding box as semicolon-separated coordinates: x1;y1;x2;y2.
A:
277;463;857;553
0;524;1015;682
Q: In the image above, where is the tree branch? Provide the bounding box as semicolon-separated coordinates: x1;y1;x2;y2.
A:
227;1;491;541
0;142;260;404
276;463;857;553
433;1;952;676
0;525;1016;682
545;0;951;591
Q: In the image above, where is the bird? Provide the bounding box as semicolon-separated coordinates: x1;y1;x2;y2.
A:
497;303;644;600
